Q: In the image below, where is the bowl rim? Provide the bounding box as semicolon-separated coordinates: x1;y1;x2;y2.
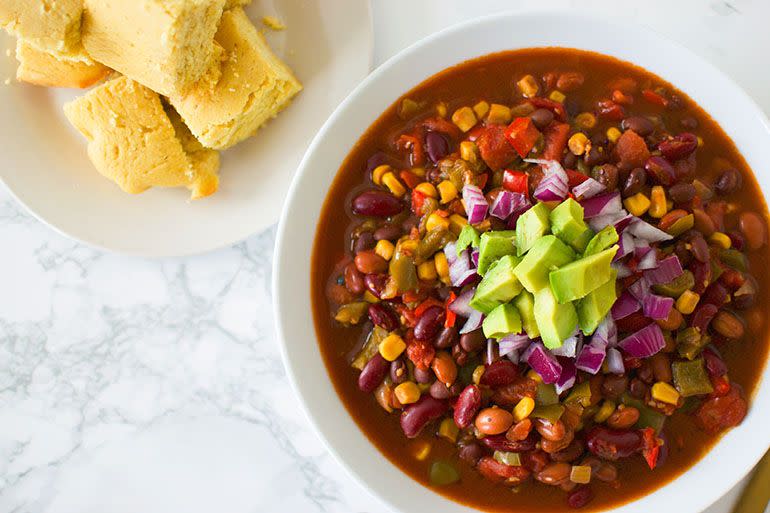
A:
274;8;770;513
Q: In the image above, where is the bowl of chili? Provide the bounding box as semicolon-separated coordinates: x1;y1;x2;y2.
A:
274;9;770;513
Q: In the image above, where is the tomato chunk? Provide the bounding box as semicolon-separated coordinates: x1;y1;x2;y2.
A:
502;169;529;196
695;383;748;434
505;117;541;158
542;122;570;161
477;124;517;170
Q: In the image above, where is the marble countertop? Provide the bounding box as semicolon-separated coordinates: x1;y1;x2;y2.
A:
1;1;768;512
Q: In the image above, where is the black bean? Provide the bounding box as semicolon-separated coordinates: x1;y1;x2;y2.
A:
714;168;743;195
374;224;402;241
591;164;619;191
562;151;578;169
668;183;696;203
460;329;486;353
584;145;606;166
621;168;646;197
354;232;375;253
390;358;407;384
621;116;654;136
530;108;554;130
426;131;449;163
435;326;459;349
414;366;433;384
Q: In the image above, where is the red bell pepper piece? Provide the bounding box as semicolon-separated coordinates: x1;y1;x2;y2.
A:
475;172;489;190
642;89;669;108
445;292;457;328
396;133;425;166
596;99;625;121
504;117;541;158
414;298;444;318
566;169;589;187
528;97;567;121
400;170;421;189
411;189;427;216
640;428;661;470
502;169;529;196
542;122;570;161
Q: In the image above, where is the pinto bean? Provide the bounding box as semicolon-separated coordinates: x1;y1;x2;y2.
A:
606;406;640;429
354;251;387;274
432;351;458;385
460;329;486;352
739;212;767;250
535;462;571;485
535;418;567;442
475;407;514;435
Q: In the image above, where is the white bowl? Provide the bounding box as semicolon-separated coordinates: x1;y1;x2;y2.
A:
274;10;770;513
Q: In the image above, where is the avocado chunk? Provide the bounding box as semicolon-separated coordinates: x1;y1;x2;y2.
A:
513;235;576;293
577;269;618;334
482;303;522;339
534;287;578;349
477;230;516;276
550;198;593;252
583;225;619;257
469;255;523;314
513;290;540;339
549;246;619;303
516;202;551;256
456;225;480;256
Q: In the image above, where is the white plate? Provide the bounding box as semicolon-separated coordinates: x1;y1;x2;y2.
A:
0;0;372;257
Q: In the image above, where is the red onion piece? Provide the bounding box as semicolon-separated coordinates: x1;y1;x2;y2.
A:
611;291;640;320
572;177;605;200
462;185;488;224
580;192;622;219
618;323;666;358
628;218;673;242
449;287;476;318
498;333;531;355
526;342;562;384
642;293;674;320
555;358;577;395
575;342;607;374
644;255;683;285
606;347;625;374
460;310;484;334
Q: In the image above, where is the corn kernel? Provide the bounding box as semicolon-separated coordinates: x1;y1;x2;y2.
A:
726;202;738;214
437;180;458;204
651;382;680;405
412;440;432;461
399;98;422;119
575;112;597;130
398;238;418;254
374;239;395;261
473;100;490;119
426;212;450;232
487;103;512;125
411;166;426;178
624;193;651;217
460;141;479;164
472;365;485;385
709;232;732;249
382;172;406;197
697;136;704;147
513;397;535;422
448;214;468;235
435;251;449;278
676;290;700;315
436;102;448;118
417;260;438;281
438;417;459;442
415;182;438;198
667;199;674;211
593;400;616;423
372;164;392;185
549;90;566;103
526;369;543;383
451;106;478;132
649;186;668;218
363;291;379;303
570;465;592;484
568;132;590;156
395;381;421;404
379;333;406;361
517;74;539;97
606;127;622;143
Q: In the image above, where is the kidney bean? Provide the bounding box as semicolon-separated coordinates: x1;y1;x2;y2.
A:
668;182;696;203
650;353;673;383
492;378;538;407
739;211;767;250
658;133;698;161
355;251;387;274
557;71;585;91
426;131;449;163
550;439;586;463
530;108;554;130
400;395;448;438
728;230;746;251
414;306;445;342
481;432;537;453
637;361;654;385
536;462;571;486
354;231;375;253
714;168;742;195
535;418;566;442
691;303;718;333
621;116;654;136
622;167;646;197
703;348;728;377
606;406;640;430
475;407;514;435
591;164;618;191
434;326;459;349
601;374;628;400
352;190;404;217
521;449;550;473
702;282;728;307
373;224;402;241
390;358;407;384
363;273;387;298
585;426;642;460
453;384;482;428
367;303;398;331
707;201;727;231
480;360;520;388
343;263;365;295
644;156;676;185
460;329;486;353
358;354;389;392
690;234;710;263
432;351;458;385
478;456;532;482
692;208;716;237
458;442;484;465
711;310;745;339
401;215;419;233
567;485;594;508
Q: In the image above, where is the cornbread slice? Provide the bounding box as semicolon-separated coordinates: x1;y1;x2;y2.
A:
166;106;220;199
0;0;83;55
81;0;226;96
224;0;250;8
15;39;110;88
64;76;218;199
168;7;302;150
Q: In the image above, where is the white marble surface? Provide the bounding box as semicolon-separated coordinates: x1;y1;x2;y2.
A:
1;1;769;512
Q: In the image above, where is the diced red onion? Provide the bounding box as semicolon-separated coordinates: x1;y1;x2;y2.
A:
460;310;484;334
618;323;666;358
572;177;605;200
642;293;675;320
506;350;520;365
499;333;531;355
449;288;476;318
593;316;617;347
449;249;477;287
636;247;658;270
555;359;577;395
613;214;635;234
580;192;622;219
612;261;633;279
471;249;479;268
485;339;499;366
644;255;683;285
615;231;634;261
490;191;529;220
521;341;537;363
588;211;628;232
575;342;606;374
462;184;489;225
526;342;563;384
550;334;580;358
628;218;673;242
611;291;640;320
606;347;625;374
443;241;458;265
628;277;651;300
524;159;568;184
534;173;568;202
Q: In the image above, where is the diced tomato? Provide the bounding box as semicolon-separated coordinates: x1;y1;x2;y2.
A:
414;298;443;318
566;169;589;187
466;125;486;141
640;428;661;470
401;289;426;305
528;97;567;121
394;304;417;327
616;312;652;332
695;384;748;434
396;133;425;166
421;116;462;140
642;89;669;108
623;356;642;370
719;268;745;291
475;173;489;190
400;169;421;189
542;122;570;161
596;99;626;121
504;117;541;159
406;333;435;370
501;169;528;196
612;89;634;105
476;124;517;170
614;130;651;168
710;375;731;397
411;189;427;215
445;292;457;328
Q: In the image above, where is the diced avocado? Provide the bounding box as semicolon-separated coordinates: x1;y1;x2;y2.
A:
577;269;618;334
482;303;522;339
534;287;578;349
456;225;480;256
513;235;576;293
550;198;593;252
516;202;551;255
477;230;516;276
469;255;523;314
583;225;619;257
513;290;540;339
549;246;619;303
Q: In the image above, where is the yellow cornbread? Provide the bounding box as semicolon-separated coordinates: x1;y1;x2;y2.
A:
168;7;302;149
224;0;250;8
166;106;220;199
63;76;219;199
15;38;109;88
0;0;83;55
81;0;225;96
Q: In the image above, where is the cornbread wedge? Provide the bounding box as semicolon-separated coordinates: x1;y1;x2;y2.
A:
168;7;302;149
15;39;109;88
0;0;83;55
224;0;250;8
81;0;225;96
166;106;220;200
64;76;219;199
